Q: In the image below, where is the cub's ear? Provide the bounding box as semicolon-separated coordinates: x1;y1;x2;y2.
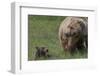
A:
35;47;39;50
45;48;48;52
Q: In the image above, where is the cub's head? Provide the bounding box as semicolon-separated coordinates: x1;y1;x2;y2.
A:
35;46;49;57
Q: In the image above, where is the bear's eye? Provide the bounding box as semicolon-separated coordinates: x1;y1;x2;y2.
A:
65;33;70;37
73;32;76;36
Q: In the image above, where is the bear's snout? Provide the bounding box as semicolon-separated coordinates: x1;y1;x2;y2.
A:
65;44;74;51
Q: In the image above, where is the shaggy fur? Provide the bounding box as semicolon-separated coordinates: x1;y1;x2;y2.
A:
59;17;88;54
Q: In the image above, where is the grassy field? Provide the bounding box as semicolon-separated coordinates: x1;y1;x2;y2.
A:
28;15;87;61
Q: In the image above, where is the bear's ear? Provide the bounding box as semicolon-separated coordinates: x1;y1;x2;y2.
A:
78;21;86;35
78;21;85;29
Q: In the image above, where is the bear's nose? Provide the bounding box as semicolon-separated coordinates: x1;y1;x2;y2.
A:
65;45;73;50
65;45;72;51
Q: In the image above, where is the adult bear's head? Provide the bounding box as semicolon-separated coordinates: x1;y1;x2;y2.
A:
64;18;86;51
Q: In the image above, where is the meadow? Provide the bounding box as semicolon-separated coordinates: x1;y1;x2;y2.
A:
28;15;87;61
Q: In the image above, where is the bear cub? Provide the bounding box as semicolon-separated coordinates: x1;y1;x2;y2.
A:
35;46;50;60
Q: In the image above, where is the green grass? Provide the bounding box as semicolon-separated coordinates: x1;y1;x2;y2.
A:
28;15;88;61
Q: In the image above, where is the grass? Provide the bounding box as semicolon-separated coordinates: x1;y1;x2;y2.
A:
28;15;88;61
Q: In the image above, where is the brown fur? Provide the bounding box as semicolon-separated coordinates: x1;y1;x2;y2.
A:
59;17;88;54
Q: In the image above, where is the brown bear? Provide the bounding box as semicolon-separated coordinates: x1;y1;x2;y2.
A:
58;17;88;54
